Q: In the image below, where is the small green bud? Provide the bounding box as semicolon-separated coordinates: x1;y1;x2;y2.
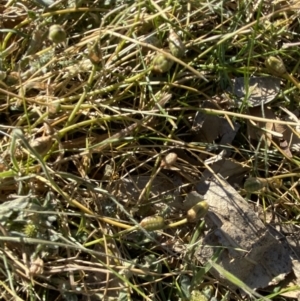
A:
140;216;165;231
48;25;66;44
152;53;173;73
168;29;185;58
187;201;209;222
265;56;286;76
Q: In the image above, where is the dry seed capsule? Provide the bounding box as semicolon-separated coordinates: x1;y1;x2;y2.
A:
244;177;266;192
265;56;287;76
168;29;185;58
30;136;52;156
140;216;165;231
161;152;177;168
269;178;282;189
48;25;66;44
187;201;209;223
152;53;173;73
88;41;102;65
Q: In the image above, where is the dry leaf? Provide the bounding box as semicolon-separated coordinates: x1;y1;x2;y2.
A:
192;112;240;145
202;154;250;186
195;176;292;290
229;76;280;107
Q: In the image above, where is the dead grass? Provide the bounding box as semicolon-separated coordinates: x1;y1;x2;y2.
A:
1;0;300;300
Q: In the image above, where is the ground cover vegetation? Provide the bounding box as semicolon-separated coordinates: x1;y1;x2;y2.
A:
1;0;300;300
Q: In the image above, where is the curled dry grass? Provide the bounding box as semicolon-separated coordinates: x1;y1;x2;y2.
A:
1;0;300;300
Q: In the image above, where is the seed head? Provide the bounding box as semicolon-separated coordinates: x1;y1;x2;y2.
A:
160;152;178;168
48;25;66;44
152;53;173;73
168;29;185;58
140;216;165;231
265;56;287;76
187;201;209;222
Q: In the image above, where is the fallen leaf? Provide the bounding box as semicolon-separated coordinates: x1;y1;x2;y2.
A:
192;112;240;145
202;152;250;186
229;76;280;108
195;176;292;290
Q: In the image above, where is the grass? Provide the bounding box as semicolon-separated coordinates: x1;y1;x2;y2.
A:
1;0;300;300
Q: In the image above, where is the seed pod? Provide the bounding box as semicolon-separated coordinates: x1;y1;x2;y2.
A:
265;56;287;76
140;215;165;231
152;53;173;73
187;201;209;222
88;40;102;65
168;29;185;58
244;177;266;192
48;25;66;44
160;152;177;168
269;178;282;189
30;136;52;156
